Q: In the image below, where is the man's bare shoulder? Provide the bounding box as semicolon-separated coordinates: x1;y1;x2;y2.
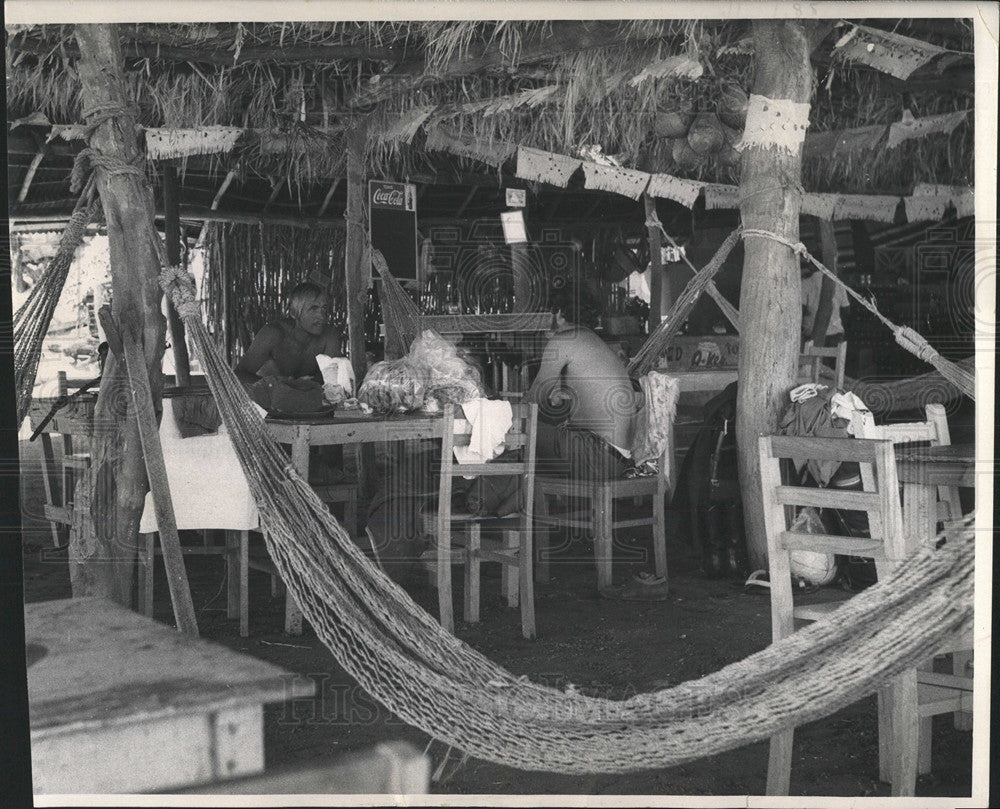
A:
254;322;287;343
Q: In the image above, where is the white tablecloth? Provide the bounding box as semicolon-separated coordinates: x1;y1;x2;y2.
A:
139;398;259;533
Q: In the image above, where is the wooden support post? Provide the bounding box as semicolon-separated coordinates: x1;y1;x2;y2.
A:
455;187;477;218
317;178;341;218
162;164;191;386
211;169;237;210
644;195;663;333
810;218;839;347
116;317;199;636
73;24;169;604
736;20;814;572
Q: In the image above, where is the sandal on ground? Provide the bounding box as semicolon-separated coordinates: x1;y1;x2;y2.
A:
744;569;771;594
599;571;670;602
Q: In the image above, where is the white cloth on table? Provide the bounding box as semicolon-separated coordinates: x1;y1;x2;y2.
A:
139;398;259;533
316;354;355;396
452;398;513;465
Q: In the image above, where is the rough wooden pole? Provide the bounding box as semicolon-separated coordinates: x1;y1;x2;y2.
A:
345;122;369;384
810;218;839;346
736;20;813;574
162;164;192;385
644;195;663;332
72;23;167;605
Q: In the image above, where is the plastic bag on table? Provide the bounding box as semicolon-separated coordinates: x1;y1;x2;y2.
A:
357;359;428;414
407;329;485;406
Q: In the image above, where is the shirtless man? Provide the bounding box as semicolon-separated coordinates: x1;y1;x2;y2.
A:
526;284;639;481
236;282;343;385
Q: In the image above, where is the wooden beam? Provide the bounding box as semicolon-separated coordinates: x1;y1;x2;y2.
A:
317;178;342;218
210;169;237;210
349;21;658;108
162;165;192;386
17;145;47;204
644;195;663;332
454;187;478;218
262;176;283;213
174;206;344;229
9;33;402;67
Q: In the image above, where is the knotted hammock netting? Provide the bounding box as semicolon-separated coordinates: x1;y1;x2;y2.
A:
151;263;973;775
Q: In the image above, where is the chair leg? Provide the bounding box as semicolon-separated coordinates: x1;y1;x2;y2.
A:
533;492;551;584
593;485;613;591
345;490;358;537
502;530;519;608
284;586;304;636
464;524;481;624
889;668;919;797
652;487;668;581
140;532;155;618
226;531;239;621
918;716;933;775
518;524;536;640
952;650;973;730
238;530;249;637
877;686;893;783
766;729;794;795
437;521;454;634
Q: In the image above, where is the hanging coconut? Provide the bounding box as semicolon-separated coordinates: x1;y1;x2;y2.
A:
716;141;741;167
717;85;750;129
654;110;694;139
686;112;726;155
672;136;706;169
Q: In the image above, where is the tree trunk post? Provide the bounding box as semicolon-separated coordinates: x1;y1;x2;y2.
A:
345;122;369;384
162;164;192;386
736;20;813;571
72;23;167;605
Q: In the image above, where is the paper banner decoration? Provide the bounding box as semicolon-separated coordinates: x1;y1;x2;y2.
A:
144;126;244;160
377;107;434;144
886;110;969;150
516;147;582;188
702;184;740;210
904;184;975;221
581;162;650;200
835;24;947;80
628;54;704;86
834;194;901;223
423;125;516;167
735;94;810;154
800;193;839;220
646;173;704;208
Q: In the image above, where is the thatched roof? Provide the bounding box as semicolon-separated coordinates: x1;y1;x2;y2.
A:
5;18;975;219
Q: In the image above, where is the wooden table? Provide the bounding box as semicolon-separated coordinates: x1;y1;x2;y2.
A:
26;597;314;795
895;443;976;548
265;410;445;633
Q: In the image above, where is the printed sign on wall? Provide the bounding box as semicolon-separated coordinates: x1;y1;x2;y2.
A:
369;180;418;279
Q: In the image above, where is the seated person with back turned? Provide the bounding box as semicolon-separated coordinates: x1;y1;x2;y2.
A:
236;282;346;482
526;283;639;484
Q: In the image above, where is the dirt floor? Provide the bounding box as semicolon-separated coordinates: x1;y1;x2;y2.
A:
17;401;975;799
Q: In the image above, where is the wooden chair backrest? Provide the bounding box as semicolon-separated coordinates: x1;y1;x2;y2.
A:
799;340;847;389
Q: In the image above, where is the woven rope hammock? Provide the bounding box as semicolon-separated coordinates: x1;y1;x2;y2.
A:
150;263;973;774
12;177;100;424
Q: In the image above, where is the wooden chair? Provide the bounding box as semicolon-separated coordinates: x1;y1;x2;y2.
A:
424;402;538;639
799;339;847;389
859;402;970;740
759;435;972;797
532;413;673;592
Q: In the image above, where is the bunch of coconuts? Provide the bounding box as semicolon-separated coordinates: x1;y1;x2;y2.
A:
653;85;748;170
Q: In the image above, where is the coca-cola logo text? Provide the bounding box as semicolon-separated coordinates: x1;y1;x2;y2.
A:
372;188;404;206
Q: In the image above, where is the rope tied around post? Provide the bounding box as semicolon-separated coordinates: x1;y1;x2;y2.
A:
158;264;202;320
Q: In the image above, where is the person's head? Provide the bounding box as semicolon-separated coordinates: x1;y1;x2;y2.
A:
548;282;599;330
287;282;329;336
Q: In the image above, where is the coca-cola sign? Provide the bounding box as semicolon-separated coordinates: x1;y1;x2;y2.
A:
369;180;416;211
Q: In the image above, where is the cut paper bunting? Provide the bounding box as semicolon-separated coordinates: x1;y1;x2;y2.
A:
424;125;516;167
646;173;704;208
834;194;901;223
886;110;969;149
702;184;740;210
736;94;811;154
835;24;947;80
905;184;975;221
145;126;244;160
800;193;839;220
952;189;974;219
516;146;582;188
582;163;650;200
904;194;950;222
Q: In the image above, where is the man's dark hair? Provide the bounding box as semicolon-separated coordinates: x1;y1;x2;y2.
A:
548;282;600;328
